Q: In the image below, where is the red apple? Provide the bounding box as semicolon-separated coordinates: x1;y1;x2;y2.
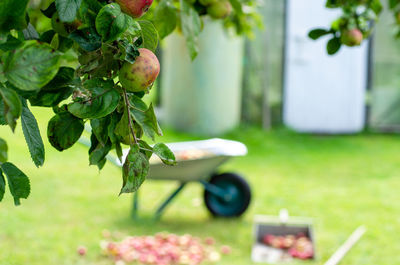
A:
288;236;314;260
204;237;215;245
262;234;275;245
119;48;160;92
116;0;153;18
341;28;363;47
220;245;231;255
207;1;232;19
282;235;296;249
77;246;87;256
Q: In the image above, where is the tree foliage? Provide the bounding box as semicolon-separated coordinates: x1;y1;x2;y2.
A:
0;0;259;205
310;0;400;54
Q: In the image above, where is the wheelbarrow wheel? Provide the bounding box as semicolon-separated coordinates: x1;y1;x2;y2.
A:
204;172;251;217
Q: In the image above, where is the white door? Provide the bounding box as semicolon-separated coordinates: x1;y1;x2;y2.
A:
283;0;369;133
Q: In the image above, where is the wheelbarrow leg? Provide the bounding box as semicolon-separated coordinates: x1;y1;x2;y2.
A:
154;182;186;220
131;190;139;220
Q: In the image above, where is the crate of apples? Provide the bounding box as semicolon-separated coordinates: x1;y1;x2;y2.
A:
262;233;314;260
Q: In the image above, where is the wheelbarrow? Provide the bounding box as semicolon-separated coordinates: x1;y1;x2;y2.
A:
92;138;252;220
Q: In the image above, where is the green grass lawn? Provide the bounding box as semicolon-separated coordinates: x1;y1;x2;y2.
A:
1;108;400;265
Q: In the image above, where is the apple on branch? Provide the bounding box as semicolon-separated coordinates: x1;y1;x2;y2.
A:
116;0;154;18
119;48;160;92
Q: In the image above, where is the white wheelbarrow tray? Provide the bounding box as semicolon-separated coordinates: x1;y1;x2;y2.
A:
112;138;248;182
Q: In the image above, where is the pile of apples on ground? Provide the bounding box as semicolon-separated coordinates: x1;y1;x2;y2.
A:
78;232;231;265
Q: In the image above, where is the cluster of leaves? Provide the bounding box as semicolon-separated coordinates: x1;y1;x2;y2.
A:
309;0;385;54
389;0;400;35
146;0;261;59
0;0;260;206
0;0;177;205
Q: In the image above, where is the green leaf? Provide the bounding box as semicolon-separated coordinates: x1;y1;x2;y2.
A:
95;3;130;42
91;116;110;145
5;81;36;100
68;78;120;119
51;34;74;52
42;67;75;91
0;33;5;44
130;103;162;140
370;0;383;15
0;83;22;131
327;37;341;55
129;93;148;111
114;110;144;144
153;143;176;165
22;24;40;40
0;169;5;202
55;0;83;22
0;100;6;125
40;30;56;44
308;28;330;40
114;109;130;139
60;35;74;52
0;35;23;51
79;0;101;27
138;20;159;52
115;141;123;162
325;0;339;8
29;87;73;107
0;0;29;32
21;101;45;167
108;111;122;144
118;39;140;64
228;0;243;15
29;67;76;107
42;2;57;18
47;111;84;151
97;158;107;170
69;27;102;51
126;20;142;37
82;0;104;13
0;62;5;84
138;139;153;159
89;137;112;168
120;145;149;194
0;138;7;163
2;41;61;91
180;0;201;60
389;0;398;9
133;91;145;98
152;0;177;39
1;162;30;206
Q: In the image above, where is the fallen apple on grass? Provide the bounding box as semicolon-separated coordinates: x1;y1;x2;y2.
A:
77;246;87;256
